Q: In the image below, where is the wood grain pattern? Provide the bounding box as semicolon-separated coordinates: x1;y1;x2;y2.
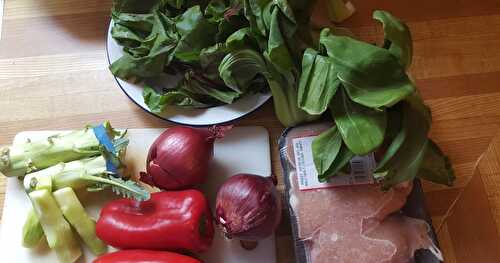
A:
0;0;4;39
0;0;500;262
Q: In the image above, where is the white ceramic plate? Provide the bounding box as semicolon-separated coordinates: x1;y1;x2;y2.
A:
106;21;271;126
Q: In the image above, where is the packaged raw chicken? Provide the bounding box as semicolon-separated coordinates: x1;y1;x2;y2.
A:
279;123;443;263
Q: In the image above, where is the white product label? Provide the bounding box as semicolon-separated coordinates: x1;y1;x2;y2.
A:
292;136;376;190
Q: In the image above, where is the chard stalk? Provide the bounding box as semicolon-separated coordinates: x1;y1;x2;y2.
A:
265;63;319;127
29;189;82;263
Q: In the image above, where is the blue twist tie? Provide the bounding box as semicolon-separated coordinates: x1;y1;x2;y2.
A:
92;124;118;174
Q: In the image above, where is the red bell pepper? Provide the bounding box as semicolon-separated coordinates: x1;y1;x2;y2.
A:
93;250;200;263
96;190;214;253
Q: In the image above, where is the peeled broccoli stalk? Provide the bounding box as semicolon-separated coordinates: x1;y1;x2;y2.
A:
53;188;107;256
29;189;82;263
21;156;150;248
0;122;126;177
23;156;108;192
327;0;355;23
22;209;45;248
23;155;150;200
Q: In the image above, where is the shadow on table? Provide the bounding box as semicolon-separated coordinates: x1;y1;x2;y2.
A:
36;0;113;43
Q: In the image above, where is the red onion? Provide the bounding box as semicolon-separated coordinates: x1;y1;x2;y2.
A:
141;126;230;190
215;174;281;246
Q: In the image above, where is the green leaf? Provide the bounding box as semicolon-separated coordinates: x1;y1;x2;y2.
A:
374;108;406;172
298;48;340;115
264;7;294;75
312;126;343;176
204;0;229;22
417;140;455;186
242;0;271;37
320;142;354;182
173;6;218;62
112;0;157;14
112;12;155;33
373;10;413;69
143;86;209;113
180;72;241;104
319;29;415;108
378;93;432;189
110;11;178;79
219;49;268;93
330;88;387;155
111;23;144;45
226;27;258;50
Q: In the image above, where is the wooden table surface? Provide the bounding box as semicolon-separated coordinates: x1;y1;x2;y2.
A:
1;0;500;262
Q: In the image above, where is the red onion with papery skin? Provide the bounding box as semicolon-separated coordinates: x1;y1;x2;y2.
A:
140;126;231;190
215;174;281;247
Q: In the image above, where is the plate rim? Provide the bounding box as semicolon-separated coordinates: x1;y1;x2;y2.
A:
105;19;272;127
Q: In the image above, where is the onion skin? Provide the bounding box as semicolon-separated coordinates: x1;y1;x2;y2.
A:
215;174;281;241
144;126;230;190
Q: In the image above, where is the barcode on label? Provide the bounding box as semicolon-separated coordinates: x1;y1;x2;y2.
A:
350;157;373;184
292;136;376;190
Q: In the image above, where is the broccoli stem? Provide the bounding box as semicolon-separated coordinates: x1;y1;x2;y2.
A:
22;155;149;248
23;156;108;192
22;209;45;248
0;128;101;177
53;188;108;256
29;189;82;263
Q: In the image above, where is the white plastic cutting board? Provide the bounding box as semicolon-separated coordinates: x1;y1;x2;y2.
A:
0;127;275;263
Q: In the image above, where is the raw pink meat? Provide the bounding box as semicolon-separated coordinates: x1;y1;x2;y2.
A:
288;173;441;263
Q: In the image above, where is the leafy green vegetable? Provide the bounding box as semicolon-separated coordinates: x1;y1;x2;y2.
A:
110;0;318;126
330;88;387;155
143;86;210;111
219;49;268;93
375;94;432;189
374;108;406;172
320;142;354;182
319;29;415;109
173;6;218;62
417;140;455;186
312;126;342;176
298;48;340;115
373;10;413;69
299;10;454;188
